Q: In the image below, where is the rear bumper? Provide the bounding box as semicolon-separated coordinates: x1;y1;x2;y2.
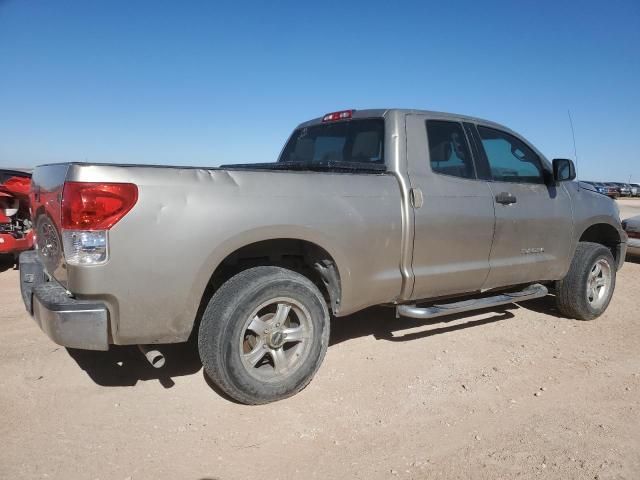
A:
19;251;109;351
628;238;640;256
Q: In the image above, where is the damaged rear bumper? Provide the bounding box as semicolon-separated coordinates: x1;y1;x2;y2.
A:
19;251;109;351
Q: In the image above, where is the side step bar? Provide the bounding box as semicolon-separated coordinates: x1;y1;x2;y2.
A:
396;283;548;320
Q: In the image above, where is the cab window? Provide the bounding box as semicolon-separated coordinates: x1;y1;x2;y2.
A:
477;126;544;184
426;120;475;179
279;119;384;165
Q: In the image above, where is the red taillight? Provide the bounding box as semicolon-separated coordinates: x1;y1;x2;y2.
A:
61;182;138;230
628;231;640;239
322;109;354;122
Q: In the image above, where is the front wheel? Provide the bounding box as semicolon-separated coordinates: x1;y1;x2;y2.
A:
198;266;330;404
555;242;616;320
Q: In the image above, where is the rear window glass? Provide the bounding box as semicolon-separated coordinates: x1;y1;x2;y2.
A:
278;119;385;165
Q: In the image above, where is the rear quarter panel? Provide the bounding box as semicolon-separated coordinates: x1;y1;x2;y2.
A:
63;164;403;344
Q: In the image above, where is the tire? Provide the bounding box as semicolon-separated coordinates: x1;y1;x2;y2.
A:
555;242;616;320
198;266;330;404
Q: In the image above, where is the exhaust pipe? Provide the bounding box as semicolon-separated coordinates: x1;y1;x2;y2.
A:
138;345;166;368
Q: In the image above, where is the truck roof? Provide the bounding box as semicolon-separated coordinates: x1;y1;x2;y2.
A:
297;108;512;131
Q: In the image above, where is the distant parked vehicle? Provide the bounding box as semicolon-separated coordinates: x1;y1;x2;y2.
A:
598;183;617;198
604;183;621;198
630;184;640;197
598;182;619;198
581;181;610;196
622;216;640;256
613;182;632;197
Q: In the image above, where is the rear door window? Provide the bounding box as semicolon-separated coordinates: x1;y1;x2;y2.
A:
426;120;476;179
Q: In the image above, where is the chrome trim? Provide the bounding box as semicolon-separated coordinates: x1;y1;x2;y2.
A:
397;284;548;320
31;294;109;351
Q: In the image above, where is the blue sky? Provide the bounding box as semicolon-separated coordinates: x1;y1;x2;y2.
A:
1;0;639;181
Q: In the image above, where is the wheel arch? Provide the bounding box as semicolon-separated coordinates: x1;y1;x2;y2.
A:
577;221;623;268
188;227;347;340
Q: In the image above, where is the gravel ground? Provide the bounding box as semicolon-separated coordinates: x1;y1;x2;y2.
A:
1;200;639;480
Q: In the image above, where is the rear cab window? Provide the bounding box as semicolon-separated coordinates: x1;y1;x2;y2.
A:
278;119;385;168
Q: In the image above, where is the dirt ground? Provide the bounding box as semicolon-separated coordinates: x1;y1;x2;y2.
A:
1;200;639;480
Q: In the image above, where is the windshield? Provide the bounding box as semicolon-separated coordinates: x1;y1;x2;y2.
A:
278;119;385;166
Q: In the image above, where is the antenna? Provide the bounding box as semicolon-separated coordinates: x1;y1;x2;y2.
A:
568;109;578;169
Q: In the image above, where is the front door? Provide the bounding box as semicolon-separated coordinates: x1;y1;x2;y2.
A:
471;124;573;288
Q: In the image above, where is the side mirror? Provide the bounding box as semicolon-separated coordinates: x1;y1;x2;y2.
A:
552;158;576;183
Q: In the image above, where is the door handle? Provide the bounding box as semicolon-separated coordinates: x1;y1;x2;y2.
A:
410;188;424;209
495;192;517;205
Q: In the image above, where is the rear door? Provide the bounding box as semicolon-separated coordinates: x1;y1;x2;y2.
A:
470;124;573;288
405;115;496;300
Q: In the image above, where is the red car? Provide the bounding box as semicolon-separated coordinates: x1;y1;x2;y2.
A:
0;169;34;261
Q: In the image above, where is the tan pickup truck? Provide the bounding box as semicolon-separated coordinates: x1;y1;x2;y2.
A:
21;108;626;404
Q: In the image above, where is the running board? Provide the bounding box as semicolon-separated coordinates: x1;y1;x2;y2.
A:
396;283;548;320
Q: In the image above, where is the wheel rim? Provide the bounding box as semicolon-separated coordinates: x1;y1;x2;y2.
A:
586;258;612;310
38;220;60;259
239;297;313;381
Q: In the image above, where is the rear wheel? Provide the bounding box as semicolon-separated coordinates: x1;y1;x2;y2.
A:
198;266;330;404
555;242;616;320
